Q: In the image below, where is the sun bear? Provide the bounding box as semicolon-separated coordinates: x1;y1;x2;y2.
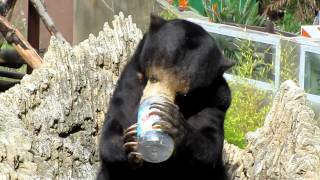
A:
97;15;234;180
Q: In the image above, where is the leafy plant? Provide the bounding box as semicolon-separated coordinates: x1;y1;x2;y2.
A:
225;82;271;148
203;0;266;26
214;36;273;82
232;39;273;81
280;41;298;82
159;9;178;20
277;11;301;33
224;39;273;148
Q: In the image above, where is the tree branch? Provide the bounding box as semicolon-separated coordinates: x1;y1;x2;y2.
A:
0;15;43;69
29;0;66;42
0;0;17;48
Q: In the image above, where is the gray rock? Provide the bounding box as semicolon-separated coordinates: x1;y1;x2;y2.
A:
0;12;142;179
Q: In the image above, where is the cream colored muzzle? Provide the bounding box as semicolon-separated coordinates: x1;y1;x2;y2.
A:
141;81;176;103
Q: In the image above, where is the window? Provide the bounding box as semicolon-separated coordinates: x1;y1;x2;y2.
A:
304;52;320;95
187;18;283;90
210;33;275;83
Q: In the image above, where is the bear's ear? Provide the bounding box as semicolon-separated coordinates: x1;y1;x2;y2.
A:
149;14;166;31
220;58;235;72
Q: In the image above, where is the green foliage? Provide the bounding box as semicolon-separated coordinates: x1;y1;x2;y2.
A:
224;40;272;148
225;82;271;148
159;9;178;20
203;0;266;26
232;40;272;81
280;42;298;82
277;11;301;33
215;37;273;81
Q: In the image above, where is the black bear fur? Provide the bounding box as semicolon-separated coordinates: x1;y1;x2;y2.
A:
97;15;233;180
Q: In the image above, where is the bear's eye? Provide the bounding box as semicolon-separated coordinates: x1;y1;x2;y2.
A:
149;75;159;83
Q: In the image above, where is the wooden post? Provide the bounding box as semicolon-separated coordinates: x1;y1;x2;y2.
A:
27;0;40;73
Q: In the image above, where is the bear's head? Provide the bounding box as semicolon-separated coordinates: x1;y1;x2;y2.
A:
137;15;233;101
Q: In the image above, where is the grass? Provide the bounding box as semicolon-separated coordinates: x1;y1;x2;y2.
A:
276;11;301;33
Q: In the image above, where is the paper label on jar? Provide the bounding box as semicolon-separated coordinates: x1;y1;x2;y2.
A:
137;105;161;137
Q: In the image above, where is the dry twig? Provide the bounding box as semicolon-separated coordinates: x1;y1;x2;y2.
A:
29;0;66;42
0;15;43;68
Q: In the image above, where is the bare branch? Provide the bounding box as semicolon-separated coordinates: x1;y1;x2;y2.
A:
29;0;66;42
0;15;43;69
0;0;16;47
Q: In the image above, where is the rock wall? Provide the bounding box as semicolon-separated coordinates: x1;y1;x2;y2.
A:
0;13;142;179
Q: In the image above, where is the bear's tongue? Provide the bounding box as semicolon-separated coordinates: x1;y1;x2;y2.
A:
141;80;175;103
